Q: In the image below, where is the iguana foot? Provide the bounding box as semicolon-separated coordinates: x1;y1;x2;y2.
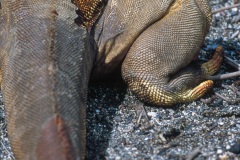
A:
180;80;213;103
123;46;223;106
174;46;223;104
125;77;214;106
201;46;223;76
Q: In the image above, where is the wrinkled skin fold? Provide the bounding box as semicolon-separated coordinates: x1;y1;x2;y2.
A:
0;0;222;159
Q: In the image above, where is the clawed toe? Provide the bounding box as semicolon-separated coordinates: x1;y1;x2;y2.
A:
180;80;213;103
201;46;223;76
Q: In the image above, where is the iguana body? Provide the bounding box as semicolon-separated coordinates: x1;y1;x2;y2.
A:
0;0;222;159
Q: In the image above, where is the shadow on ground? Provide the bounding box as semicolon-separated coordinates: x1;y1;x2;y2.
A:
86;81;127;160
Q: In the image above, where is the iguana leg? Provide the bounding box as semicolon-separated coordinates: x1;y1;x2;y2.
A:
123;47;223;106
122;0;218;106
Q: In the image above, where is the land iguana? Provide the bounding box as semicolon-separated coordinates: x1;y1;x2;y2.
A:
0;0;223;159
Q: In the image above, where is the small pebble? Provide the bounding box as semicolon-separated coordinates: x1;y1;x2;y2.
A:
226;145;231;150
147;112;157;118
114;116;122;122
217;149;223;154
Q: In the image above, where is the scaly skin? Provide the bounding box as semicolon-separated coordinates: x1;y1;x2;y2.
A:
0;0;222;159
93;0;222;106
72;0;105;29
0;0;96;159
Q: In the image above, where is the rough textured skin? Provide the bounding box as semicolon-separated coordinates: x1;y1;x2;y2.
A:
93;0;220;106
122;0;213;105
0;0;95;159
93;0;176;76
0;0;222;159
